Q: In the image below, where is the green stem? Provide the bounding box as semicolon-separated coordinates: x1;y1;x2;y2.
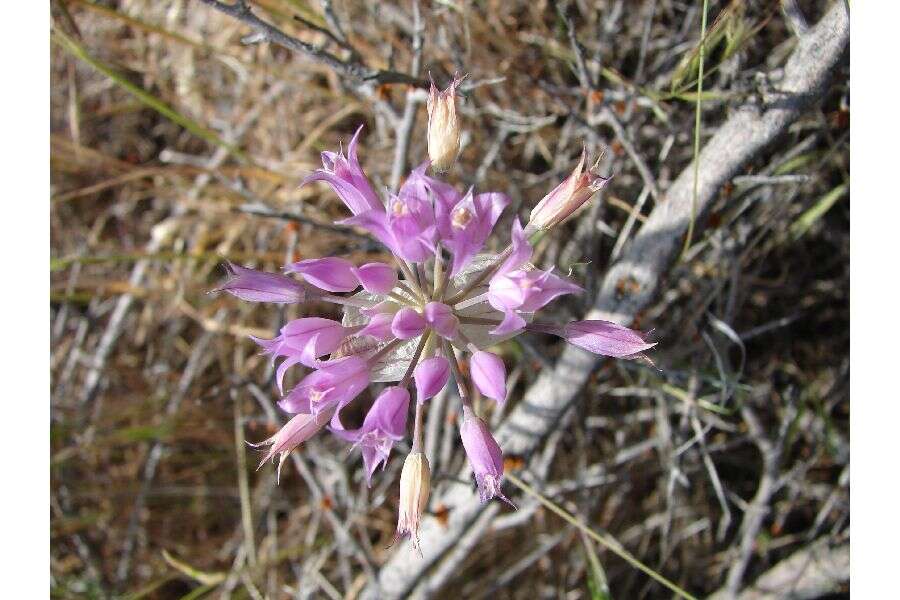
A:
681;0;709;259
442;339;471;409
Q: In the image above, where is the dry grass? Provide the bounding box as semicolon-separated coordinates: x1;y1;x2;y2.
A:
51;1;848;598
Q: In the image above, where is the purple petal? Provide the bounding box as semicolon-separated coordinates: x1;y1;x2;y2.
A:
280;356;369;416
469;351;507;404
353;262;398;294
489;308;526;337
216;262;306;303
516;269;583;312
275;352;306;394
365;386;411;439
438;190;511;276
281;318;347;355
495;219;532;278
391;308;427;340
287;257;359;293
339;210;400;256
330;386;409;486
301;124;384;216
413;356;451;402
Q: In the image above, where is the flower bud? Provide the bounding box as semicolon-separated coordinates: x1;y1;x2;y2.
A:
459;407;514;506
531;319;657;360
413;356;450;402
359;312;395;341
353;262;398;295
423;301;459;339
396;451;431;552
526;149;609;233
287;257;359;293
391;307;427;340
217;262;306;304
469;351;507;405
426;74;464;172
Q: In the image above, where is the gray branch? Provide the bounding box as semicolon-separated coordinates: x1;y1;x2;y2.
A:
364;3;848;598
197;0;427;89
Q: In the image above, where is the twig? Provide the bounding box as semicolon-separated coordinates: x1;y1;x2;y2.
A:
711;535;848;600
389;0;424;191
722;401;796;597
197;0;427;89
595;107;661;203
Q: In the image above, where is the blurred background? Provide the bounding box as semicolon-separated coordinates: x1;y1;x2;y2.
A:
50;1;849;598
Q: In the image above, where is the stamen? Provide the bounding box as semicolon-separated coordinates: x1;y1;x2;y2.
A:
451;207;473;229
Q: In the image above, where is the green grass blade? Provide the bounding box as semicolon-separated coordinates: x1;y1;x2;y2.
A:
52;29;252;165
681;0;710;259
507;473;699;600
790;183;848;240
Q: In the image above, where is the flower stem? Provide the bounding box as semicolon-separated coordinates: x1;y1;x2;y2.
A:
442;339;471;409
320;294;378;308
368;338;403;365
454;328;480;355
416;263;430;295
395;258;426;300
411;401;425;452
445;245;511;305
432;247;447;300
389;291;416;305
401;331;432;387
452;292;489;311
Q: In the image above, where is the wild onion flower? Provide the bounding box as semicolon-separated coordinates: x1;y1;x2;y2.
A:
218;118;655;547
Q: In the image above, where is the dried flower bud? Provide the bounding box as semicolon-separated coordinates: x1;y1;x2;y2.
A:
526;148;609;233
426;74;464;172
396;451;431;552
250;408;333;483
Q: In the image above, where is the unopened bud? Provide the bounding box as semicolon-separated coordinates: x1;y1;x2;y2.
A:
396;451;431;552
426;74;464;172
526;148;609;233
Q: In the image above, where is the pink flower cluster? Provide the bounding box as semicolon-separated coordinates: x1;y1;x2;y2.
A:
219;99;655;547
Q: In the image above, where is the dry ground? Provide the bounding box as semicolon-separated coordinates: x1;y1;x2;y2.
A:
50;1;849;598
